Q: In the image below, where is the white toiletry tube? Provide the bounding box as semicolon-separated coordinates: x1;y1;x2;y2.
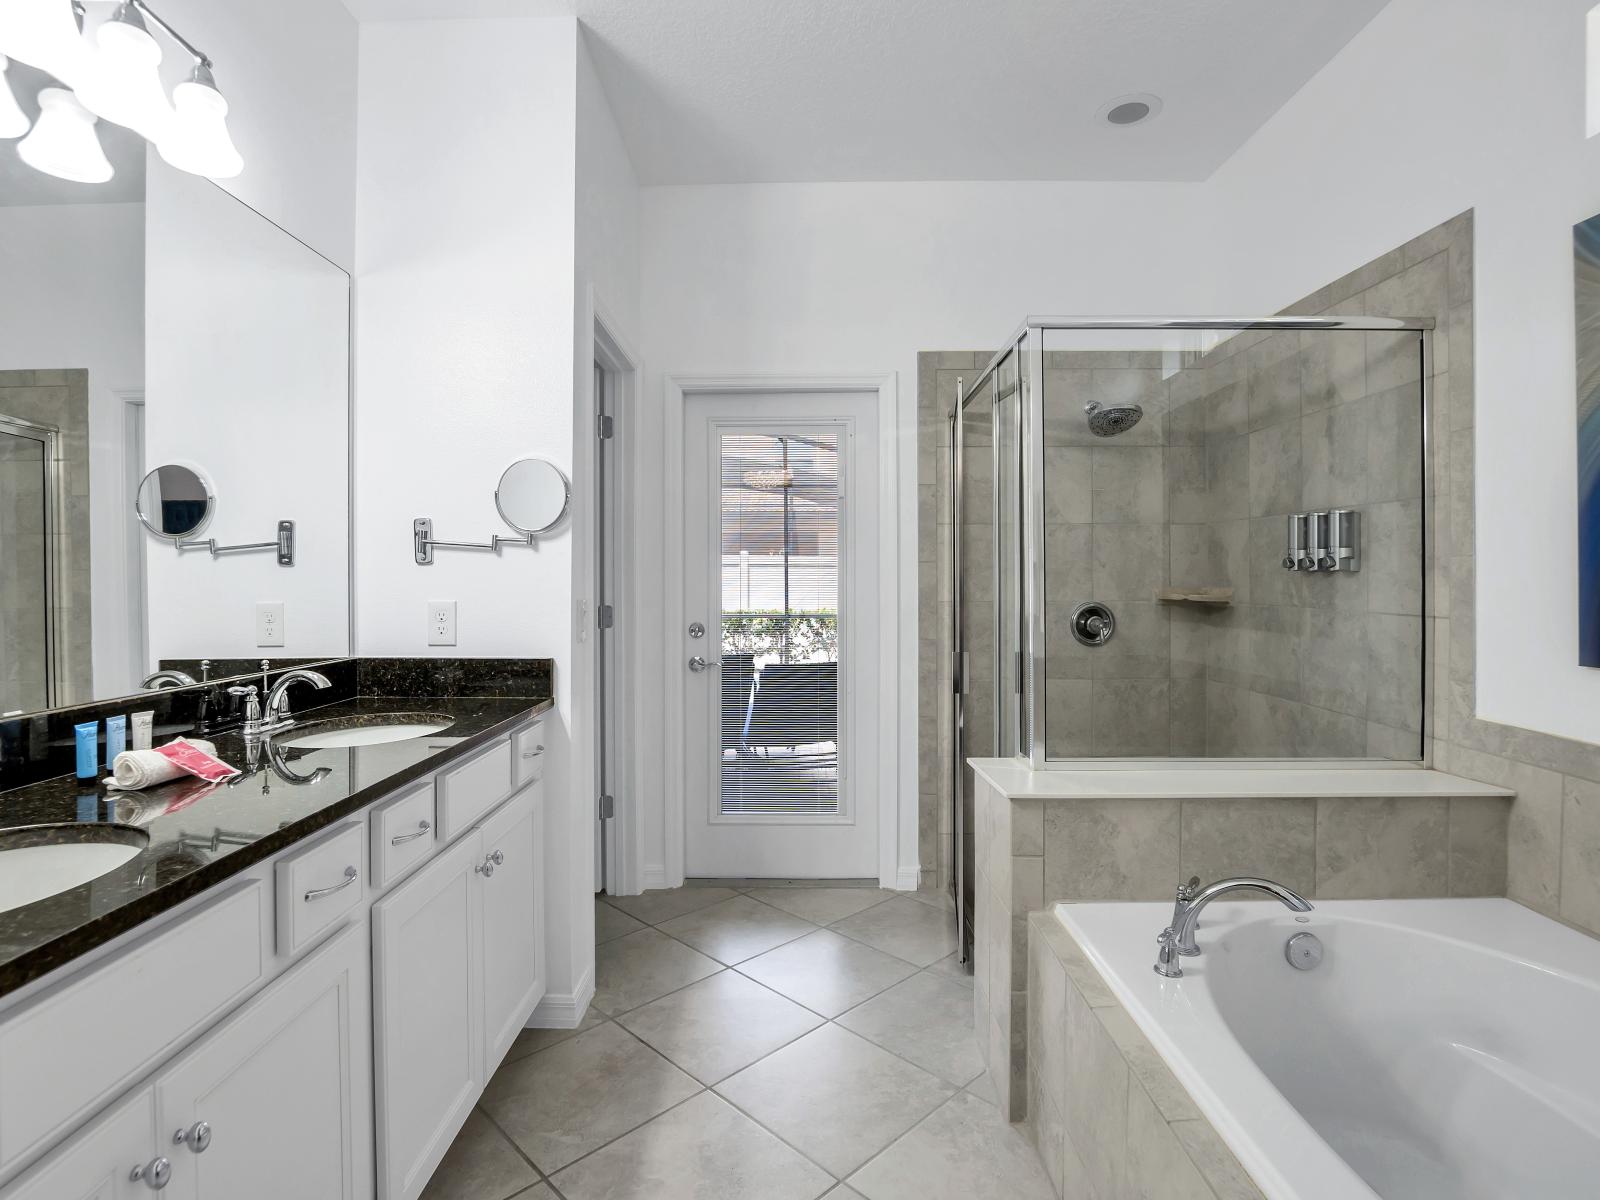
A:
131;710;154;751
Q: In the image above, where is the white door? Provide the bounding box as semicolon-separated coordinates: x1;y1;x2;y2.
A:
2;1086;158;1200
682;392;881;878
478;784;545;1070
153;922;372;1200
373;835;484;1200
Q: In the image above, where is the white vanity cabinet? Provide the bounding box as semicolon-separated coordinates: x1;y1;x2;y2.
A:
372;780;544;1200
0;715;549;1200
152;922;372;1199
1;1089;159;1200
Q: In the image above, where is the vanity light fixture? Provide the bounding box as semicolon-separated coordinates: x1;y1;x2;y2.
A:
0;56;28;137
17;85;111;181
74;1;171;142
0;0;91;89
0;0;241;180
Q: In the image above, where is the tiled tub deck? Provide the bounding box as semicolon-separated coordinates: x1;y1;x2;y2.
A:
970;761;1516;1123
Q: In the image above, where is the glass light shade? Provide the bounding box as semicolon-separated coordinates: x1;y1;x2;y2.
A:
0;56;30;138
17;85;111;182
74;12;172;142
157;75;240;178
0;0;89;86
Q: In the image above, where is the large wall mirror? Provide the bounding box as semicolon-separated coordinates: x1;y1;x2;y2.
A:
0;64;351;718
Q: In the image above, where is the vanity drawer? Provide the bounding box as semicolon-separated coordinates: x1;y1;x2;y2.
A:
275;822;364;958
512;721;546;788
436;736;513;840
372;780;436;889
0;880;264;1181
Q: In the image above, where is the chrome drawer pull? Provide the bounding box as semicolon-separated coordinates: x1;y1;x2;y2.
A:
390;820;432;846
304;865;358;901
522;745;545;759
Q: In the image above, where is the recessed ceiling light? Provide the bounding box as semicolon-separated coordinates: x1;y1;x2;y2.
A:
1096;93;1163;128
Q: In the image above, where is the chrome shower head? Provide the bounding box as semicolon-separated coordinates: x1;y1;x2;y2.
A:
1084;400;1144;437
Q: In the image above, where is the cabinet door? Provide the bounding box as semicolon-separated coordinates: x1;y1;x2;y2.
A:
152;922;372;1200
0;1087;158;1200
372;832;484;1200
478;783;545;1070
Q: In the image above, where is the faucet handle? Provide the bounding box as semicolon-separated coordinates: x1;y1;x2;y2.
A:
1176;876;1201;900
227;685;261;723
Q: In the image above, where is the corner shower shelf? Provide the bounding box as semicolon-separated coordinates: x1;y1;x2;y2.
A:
1155;587;1233;605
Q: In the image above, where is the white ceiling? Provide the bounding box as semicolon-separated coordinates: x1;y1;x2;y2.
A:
340;0;1390;185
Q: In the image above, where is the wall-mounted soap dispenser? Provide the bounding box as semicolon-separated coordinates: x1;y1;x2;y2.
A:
1283;513;1309;571
1327;508;1360;572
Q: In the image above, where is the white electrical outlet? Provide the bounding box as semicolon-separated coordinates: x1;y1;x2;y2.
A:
256;602;285;647
428;600;457;646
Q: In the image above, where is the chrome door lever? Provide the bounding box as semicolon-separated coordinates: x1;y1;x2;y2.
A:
688;656;722;672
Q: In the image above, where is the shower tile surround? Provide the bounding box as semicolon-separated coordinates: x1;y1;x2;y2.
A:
941;211;1600;1145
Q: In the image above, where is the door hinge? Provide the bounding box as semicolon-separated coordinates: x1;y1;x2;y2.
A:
598;794;615;819
597;414;615;440
598;603;615;630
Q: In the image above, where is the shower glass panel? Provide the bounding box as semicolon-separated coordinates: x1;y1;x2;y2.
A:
0;421;53;714
949;317;1431;797
1035;321;1428;762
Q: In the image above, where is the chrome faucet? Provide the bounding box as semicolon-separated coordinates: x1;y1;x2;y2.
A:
1154;876;1313;978
141;669;197;690
260;669;333;735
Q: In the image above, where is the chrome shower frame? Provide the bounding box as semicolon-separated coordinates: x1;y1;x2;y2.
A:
947;315;1435;953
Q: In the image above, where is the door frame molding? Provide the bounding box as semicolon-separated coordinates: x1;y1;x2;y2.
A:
662;373;910;890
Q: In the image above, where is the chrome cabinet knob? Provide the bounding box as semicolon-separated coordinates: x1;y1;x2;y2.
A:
303;865;358;902
391;820;431;846
131;1157;172;1189
490;849;505;867
476;858;496;877
174;1121;212;1153
522;745;545;759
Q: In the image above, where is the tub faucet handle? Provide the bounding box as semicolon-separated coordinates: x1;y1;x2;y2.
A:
1167;877;1203;957
1154;928;1183;979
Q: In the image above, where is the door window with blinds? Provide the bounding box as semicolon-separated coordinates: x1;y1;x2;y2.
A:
715;430;845;820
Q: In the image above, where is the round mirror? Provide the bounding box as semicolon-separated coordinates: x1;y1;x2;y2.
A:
496;458;571;535
136;465;213;540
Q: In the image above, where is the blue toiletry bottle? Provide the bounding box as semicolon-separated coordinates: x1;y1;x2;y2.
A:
74;720;99;782
106;715;127;764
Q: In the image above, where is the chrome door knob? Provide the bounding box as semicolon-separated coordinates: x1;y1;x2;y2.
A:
688;656;722;672
131;1157;173;1189
175;1121;212;1153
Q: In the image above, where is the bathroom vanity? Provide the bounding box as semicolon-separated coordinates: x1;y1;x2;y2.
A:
0;688;552;1200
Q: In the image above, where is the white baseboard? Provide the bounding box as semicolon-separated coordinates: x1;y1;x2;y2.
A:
526;964;596;1029
894;866;922;891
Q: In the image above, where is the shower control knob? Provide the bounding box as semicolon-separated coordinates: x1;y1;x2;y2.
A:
1069;602;1116;647
1285;931;1323;971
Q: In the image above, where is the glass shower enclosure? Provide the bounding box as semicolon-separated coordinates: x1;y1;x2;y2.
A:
950;316;1433;955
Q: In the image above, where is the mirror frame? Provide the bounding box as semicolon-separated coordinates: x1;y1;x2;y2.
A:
495;457;571;536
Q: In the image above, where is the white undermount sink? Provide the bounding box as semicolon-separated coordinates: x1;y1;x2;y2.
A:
281;716;453;749
0;825;149;914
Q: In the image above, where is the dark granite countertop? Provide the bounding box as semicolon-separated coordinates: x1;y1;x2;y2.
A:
0;693;551;999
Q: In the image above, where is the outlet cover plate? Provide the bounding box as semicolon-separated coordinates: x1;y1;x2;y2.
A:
256;602;285;647
428;600;456;647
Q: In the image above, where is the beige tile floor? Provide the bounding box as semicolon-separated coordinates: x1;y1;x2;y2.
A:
420;884;1056;1200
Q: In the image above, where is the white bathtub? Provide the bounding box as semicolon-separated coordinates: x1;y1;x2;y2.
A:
1055;897;1600;1200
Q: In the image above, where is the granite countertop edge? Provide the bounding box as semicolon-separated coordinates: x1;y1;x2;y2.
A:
0;697;552;1000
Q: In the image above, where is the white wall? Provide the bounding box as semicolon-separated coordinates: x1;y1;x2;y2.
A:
574;29;641;898
0;202;142;698
1206;0;1600;744
636;181;1220;883
355;16;588;1009
155;0;358;269
144;163;350;664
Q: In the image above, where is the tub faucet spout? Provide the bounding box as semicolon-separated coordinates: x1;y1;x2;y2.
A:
1154;877;1313;978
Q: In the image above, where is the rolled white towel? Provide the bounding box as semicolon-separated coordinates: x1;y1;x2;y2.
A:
105;739;219;791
